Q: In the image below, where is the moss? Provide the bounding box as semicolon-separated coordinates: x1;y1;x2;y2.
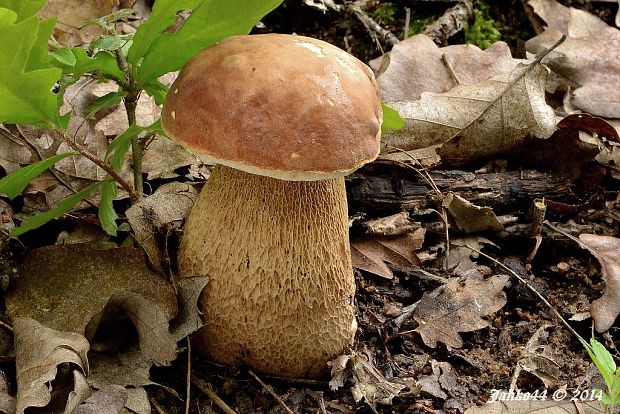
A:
369;2;397;25
465;4;503;49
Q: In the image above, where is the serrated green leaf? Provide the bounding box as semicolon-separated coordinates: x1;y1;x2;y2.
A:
0;0;45;21
128;0;202;68
10;181;102;237
381;102;404;134
50;47;77;67
90;34;124;52
0;14;63;127
133;0;283;85
51;48;125;81
0;152;76;199
584;338;616;390
85;91;127;119
99;180;118;236
26;18;54;70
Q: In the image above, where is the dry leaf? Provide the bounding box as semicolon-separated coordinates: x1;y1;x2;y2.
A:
142;136;200;180
528;0;609;36
329;354;405;406
6;245;178;365
414;270;509;348
516;325;560;387
0;372;16;414
447;236;496;275
363;212;417;236
526;0;620;118
371;35;520;102
464;400;604;413
13;318;91;414
39;0;119;47
578;234;620;332
351;227;425;279
74;385;128;414
0;126;31;175
170;276;209;342
385;62;556;165
126;182;198;272
443;192;503;233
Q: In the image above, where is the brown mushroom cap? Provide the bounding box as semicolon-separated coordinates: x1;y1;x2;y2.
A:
161;33;382;181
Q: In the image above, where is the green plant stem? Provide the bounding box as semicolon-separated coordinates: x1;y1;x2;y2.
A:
56;128;139;201
115;49;144;198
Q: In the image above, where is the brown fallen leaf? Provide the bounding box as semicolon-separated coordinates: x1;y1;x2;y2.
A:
371;35;520;102
13;318;91;414
447;236;496;275
6;245;178;365
526;0;620;118
38;0;119;47
464;400;604;413
385;61;556;165
442;192;503;233
142;135;201;180
126;182;198;272
0;372;16;414
170;276;210;342
74;385;128;414
329;353;405;407
414;270;509;348
0;126;31;175
351;227;425;279
578;234;620;332
514;325;560;388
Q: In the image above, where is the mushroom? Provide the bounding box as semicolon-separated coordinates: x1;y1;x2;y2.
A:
162;33;382;378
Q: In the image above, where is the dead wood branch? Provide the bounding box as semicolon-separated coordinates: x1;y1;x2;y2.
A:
422;0;474;45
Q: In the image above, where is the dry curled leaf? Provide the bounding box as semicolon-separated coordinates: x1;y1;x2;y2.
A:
74;385;128;414
443;192;503;233
6;245;178;366
13;318;91;414
126;182;197;273
351;227;425;279
371;35;520;102
578;234;620;332
329;354;405;406
515;325;560;387
414;270;509;348
526;0;620;118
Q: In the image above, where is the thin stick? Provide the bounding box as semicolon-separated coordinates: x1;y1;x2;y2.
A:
57;129;139;200
467;246;584;343
248;370;295;414
404;7;411;39
149;396;168;414
0;320;12;333
185;337;191;414
191;374;238;414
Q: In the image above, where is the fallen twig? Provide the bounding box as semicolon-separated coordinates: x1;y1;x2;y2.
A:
248;369;295;414
304;0;399;47
422;0;474;45
191;374;238;414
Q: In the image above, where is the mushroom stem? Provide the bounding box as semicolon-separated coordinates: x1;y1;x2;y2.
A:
179;165;357;378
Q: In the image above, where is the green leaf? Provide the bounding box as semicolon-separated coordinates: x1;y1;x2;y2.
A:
132;0;283;85
0;13;63;127
128;0;202;68
85;91;127;119
142;80;169;105
0;0;45;21
10;181;102;237
51;48;125;81
583;338;616;390
26;18;55;70
381;102;405;134
50;47;77;67
99;180;118;236
591;338;617;376
90;34;132;52
0;153;76;199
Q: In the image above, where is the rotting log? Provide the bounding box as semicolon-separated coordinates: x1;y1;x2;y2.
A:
346;167;573;215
